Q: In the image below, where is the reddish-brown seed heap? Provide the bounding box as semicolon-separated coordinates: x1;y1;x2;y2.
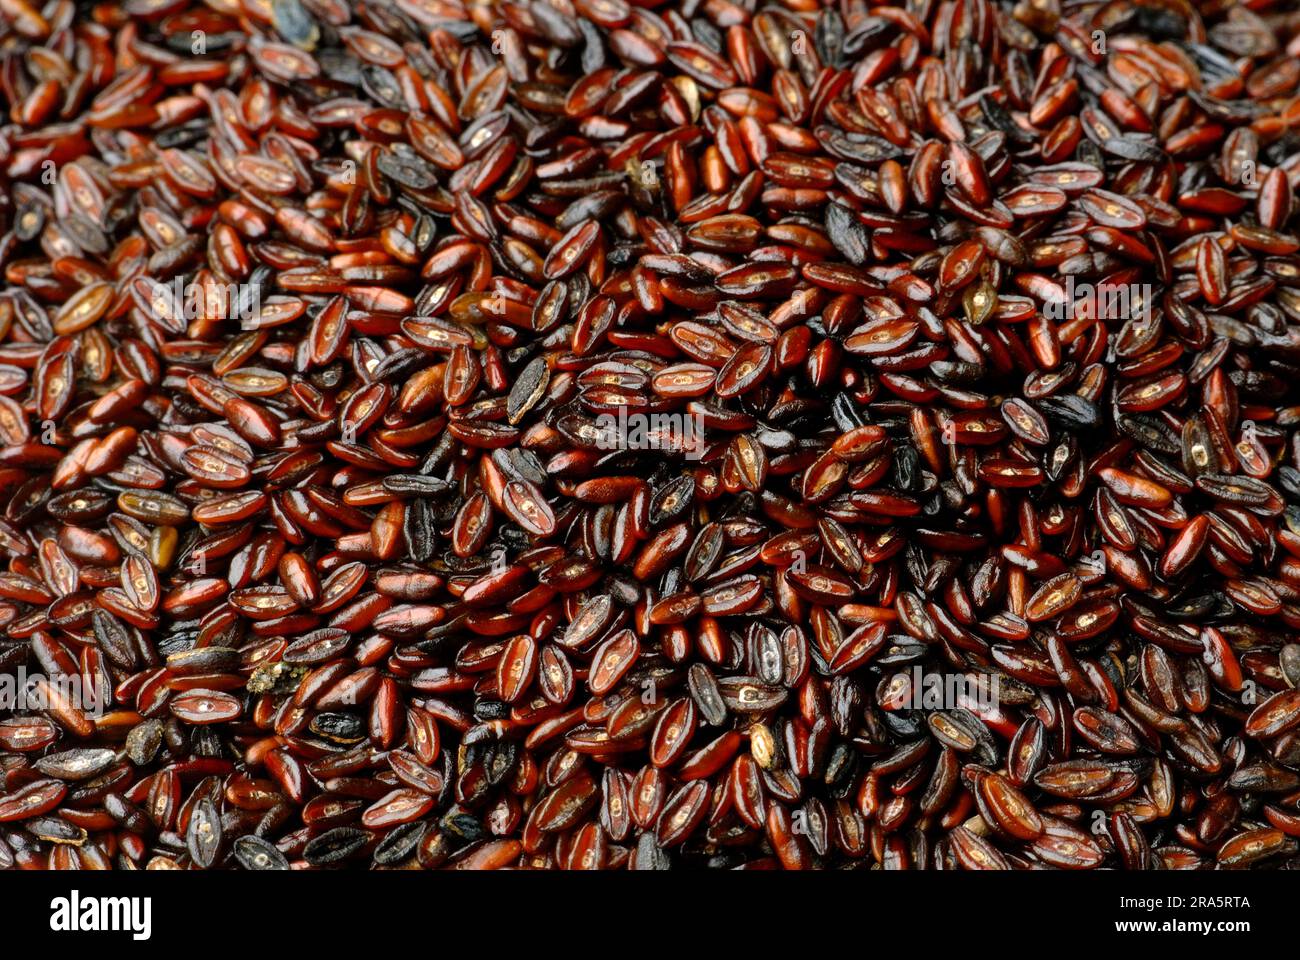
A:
1;0;1300;871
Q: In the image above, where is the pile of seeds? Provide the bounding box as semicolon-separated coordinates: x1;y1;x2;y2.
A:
1;0;1300;871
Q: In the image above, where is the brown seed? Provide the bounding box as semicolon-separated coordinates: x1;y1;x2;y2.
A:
1246;690;1300;739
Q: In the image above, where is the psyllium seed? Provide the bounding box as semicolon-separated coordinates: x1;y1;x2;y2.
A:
0;0;1297;872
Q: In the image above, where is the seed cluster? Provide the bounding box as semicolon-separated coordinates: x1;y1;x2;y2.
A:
1;0;1300;870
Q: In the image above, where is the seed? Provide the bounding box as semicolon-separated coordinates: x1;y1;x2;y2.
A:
1281;645;1300;689
1024;573;1081;622
1217;829;1295;868
233;835;291;871
303;827;370;866
186;797;223;869
978;772;1044;841
1246;691;1300;739
0;781;67;822
33;749;116;781
170;691;243;725
949;825;1009;870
